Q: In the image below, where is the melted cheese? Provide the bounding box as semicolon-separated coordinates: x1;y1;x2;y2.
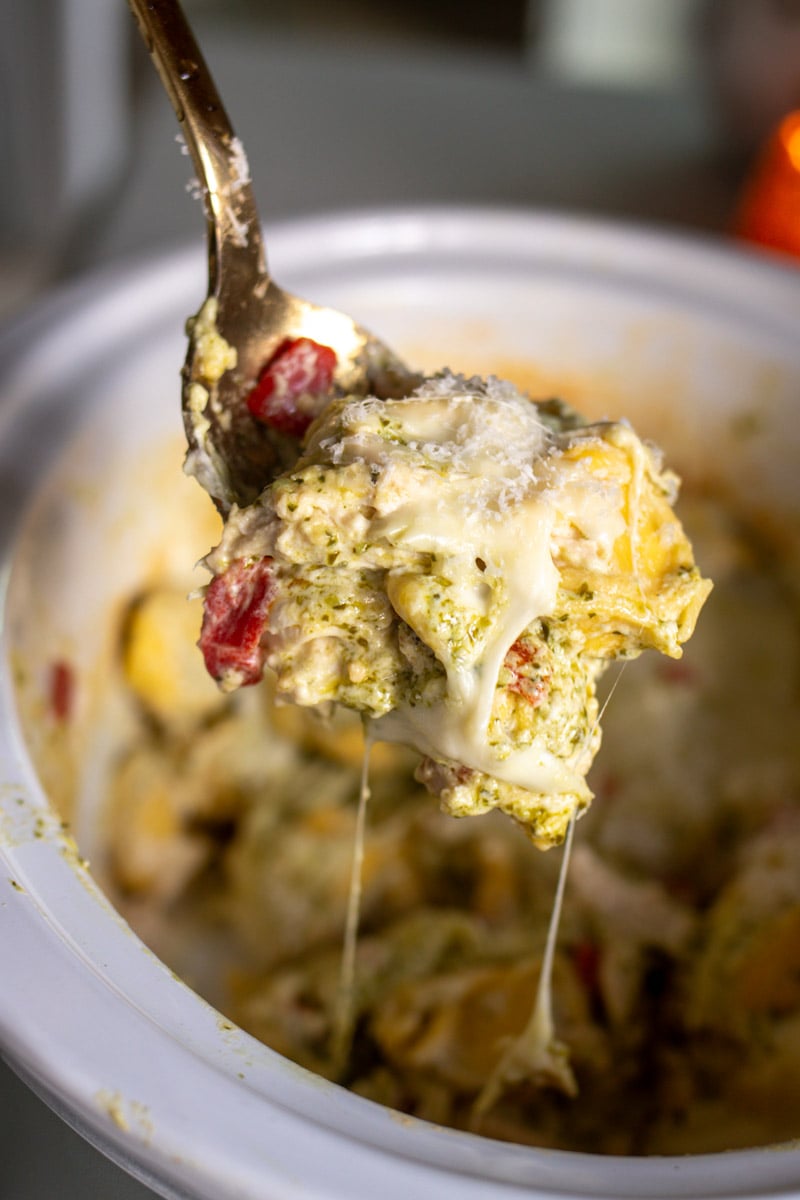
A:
338;389;621;797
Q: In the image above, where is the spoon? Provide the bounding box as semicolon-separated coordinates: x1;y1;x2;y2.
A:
127;0;415;514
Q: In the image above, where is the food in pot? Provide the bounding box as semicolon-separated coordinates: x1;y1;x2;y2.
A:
100;379;800;1155
198;371;710;847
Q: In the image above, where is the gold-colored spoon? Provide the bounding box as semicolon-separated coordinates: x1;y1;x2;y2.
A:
127;0;414;513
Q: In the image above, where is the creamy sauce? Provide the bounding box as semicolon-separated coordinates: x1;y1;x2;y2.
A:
325;387;623;797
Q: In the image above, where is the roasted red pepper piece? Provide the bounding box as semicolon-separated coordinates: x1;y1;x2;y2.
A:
504;638;550;706
246;337;337;437
199;557;275;688
571;940;603;1007
657;659;699;687
49;659;75;722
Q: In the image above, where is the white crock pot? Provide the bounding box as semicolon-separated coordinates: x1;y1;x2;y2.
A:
1;208;800;1199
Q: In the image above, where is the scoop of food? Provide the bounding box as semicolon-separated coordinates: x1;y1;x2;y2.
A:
198;367;710;847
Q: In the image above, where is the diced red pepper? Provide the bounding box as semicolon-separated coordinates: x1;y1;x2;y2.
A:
246;337;337;437
199;557;275;688
657;660;699;687
571;939;602;998
49;659;75;722
415;757;474;798
504;638;549;706
596;770;621;803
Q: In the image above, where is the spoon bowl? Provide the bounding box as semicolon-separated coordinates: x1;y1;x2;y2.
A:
127;0;414;512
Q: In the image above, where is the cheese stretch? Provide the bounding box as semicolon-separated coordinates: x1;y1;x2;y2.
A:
202;372;711;847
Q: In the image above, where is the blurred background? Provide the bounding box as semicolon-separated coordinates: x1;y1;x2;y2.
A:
4;0;800;326
2;0;800;1195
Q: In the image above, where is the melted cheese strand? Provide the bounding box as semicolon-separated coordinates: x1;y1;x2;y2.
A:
472;662;628;1118
331;725;373;1073
526;810;577;1053
473;812;577;1119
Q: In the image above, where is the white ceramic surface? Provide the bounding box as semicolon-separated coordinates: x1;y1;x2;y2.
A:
2;208;800;1200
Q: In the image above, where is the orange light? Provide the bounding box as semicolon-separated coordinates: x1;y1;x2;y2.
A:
735;109;800;260
780;111;800;173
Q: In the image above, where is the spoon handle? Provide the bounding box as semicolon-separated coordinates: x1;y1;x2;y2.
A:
127;0;267;293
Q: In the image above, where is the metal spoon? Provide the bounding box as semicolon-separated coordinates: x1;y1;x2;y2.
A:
127;0;414;513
